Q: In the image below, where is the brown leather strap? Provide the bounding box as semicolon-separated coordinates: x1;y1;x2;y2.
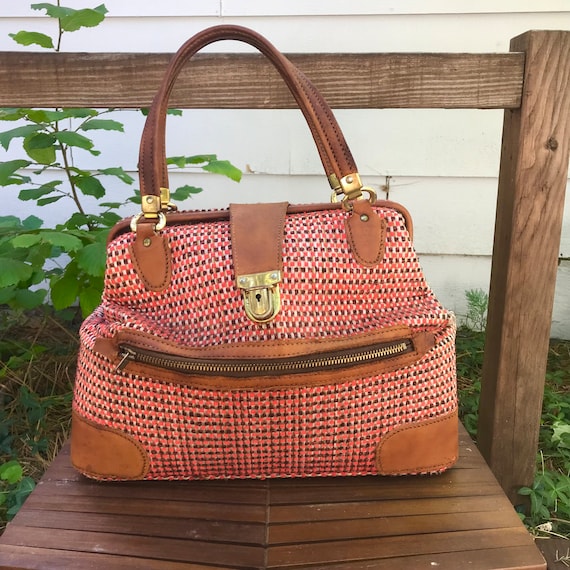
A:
138;25;359;200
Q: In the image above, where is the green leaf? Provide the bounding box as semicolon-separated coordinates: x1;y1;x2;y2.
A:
202;160;242;182
14;288;47;309
73;176;105;198
60;5;108;32
37;195;63;206
0;108;29;121
23;132;56;164
31;3;75;18
98;167;134;184
18;181;62;201
9;30;54;49
553;422;570;448
11;231;82;252
25;108;97;123
170;185;203;201
0;125;42;150
79;119;124;132
0;460;23;484
166;156;188;168
77;242;107;277
0;259;33;287
167;154;216;167
79;286;102;317
10;234;42;248
0;215;22;229
0;160;31;185
98;212;121;226
22;215;43;230
141;108;183;117
64;212;92;229
51;271;80;310
41;231;84;251
54;130;95;151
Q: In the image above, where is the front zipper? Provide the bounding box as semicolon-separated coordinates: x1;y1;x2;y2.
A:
115;339;414;377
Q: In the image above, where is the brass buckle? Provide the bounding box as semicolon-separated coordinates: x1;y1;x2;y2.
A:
237;270;281;323
329;172;377;210
130;211;167;233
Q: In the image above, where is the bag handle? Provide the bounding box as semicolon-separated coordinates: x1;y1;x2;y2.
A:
137;25;373;222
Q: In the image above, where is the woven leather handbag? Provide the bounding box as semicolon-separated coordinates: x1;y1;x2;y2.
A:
71;25;458;481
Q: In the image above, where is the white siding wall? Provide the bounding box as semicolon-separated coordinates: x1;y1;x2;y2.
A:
2;2;570;336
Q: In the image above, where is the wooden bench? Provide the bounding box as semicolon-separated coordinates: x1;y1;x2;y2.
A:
1;29;569;569
0;426;545;569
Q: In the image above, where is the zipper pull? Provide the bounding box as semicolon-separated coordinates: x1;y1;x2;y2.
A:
116;347;136;372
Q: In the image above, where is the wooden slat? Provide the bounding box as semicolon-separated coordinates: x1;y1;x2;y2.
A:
272;547;547;570
0;424;546;570
0;52;524;109
478;30;570;501
266;528;538;567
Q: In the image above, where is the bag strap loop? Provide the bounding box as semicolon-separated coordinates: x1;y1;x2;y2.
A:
138;25;362;218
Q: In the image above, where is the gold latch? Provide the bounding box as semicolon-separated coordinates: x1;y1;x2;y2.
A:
329;172;377;211
237;270;281;323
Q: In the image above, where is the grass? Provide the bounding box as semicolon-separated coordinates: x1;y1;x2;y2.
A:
0;308;569;540
457;327;570;539
0;309;77;530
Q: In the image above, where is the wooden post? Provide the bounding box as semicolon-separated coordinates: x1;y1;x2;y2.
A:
478;31;570;502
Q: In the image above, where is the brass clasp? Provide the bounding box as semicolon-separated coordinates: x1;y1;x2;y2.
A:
237;270;281;323
329;172;377;211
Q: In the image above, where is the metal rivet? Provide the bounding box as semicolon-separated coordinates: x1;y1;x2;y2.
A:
270;272;279;281
360;214;369;222
145;196;154;204
239;277;248;286
143;237;152;247
346;175;354;184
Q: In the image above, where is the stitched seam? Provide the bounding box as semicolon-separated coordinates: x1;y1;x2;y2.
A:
118;325;414;355
128;237;171;292
346;217;386;266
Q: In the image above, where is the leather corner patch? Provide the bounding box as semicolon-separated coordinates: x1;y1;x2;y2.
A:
345;200;386;267
71;411;150;480
376;410;458;475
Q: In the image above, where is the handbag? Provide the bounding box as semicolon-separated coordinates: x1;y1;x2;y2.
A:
71;25;458;481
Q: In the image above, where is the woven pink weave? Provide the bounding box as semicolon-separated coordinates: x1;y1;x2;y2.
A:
74;204;457;480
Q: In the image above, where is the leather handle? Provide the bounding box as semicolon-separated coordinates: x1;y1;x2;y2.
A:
138;25;359;200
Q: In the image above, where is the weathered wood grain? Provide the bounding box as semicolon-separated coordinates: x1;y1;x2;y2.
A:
0;52;524;109
478;30;570;501
0;425;546;570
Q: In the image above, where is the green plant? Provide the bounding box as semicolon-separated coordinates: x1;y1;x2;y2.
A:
519;453;570;538
0;460;35;527
460;288;489;332
0;2;241;318
456;290;487;438
0;2;241;532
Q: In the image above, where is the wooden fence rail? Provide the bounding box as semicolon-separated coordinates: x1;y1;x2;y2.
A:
1;30;569;502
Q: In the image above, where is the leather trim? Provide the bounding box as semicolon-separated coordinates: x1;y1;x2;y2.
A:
138;25;357;203
129;222;171;291
95;324;416;360
376;410;458;475
93;329;435;391
108;200;413;243
71;411;150;480
230;202;288;276
345;200;386;267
